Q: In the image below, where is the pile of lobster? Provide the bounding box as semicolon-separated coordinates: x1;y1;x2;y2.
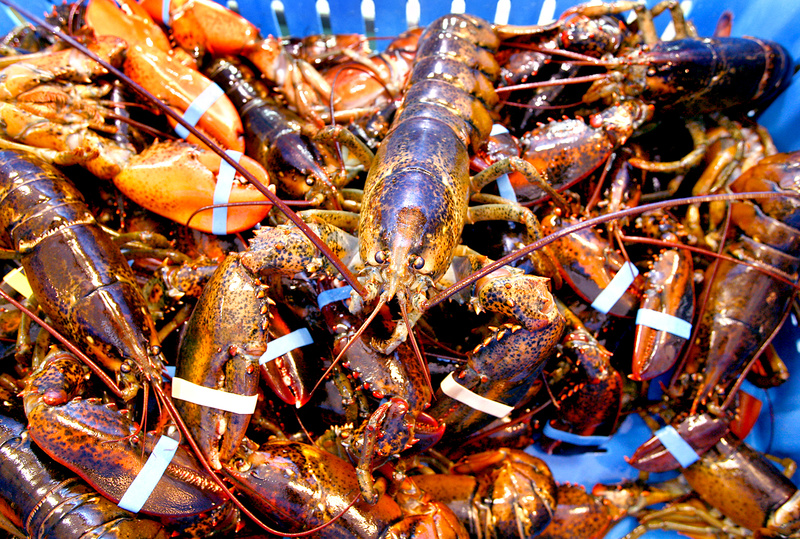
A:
0;0;798;537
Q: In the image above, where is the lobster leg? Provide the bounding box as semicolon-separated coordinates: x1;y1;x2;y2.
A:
413;448;558;539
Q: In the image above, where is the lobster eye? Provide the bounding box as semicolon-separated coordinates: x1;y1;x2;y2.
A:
374;250;388;265
410;255;425;270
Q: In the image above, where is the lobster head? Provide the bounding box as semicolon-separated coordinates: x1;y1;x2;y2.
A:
354;160;467;352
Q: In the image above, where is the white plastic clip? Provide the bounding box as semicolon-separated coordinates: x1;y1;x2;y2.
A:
212;150;243;235
259;328;314;365
174;83;225;140
636;308;692;339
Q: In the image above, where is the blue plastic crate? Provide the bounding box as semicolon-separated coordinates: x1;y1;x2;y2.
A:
0;0;798;536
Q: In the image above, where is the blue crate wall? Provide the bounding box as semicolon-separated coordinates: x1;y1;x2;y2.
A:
0;1;798;537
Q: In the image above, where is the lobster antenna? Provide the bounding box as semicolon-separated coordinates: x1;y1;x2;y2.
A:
399;295;432;394
495;73;607;94
620;235;800;289
425;191;800;310
185;199;313;229
0;0;365;298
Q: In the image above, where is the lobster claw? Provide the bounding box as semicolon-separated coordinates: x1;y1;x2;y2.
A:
123;44;245;152
626;413;730;473
631;243;695;381
167;0;261;57
260;301;322;408
23;355;224;517
112;140;272;234
174;254;268;469
84;0;172;53
222;440;467;537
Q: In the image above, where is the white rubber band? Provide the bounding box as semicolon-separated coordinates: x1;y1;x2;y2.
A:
317;286;353;308
591;261;639;314
636;308;692;339
495;173;517;203
171;377;258;415
162;0;171;25
211;150;243;236
490;124;509;136
117;435;179;513
259;328;314;365
3;267;32;299
654;425;700;468
174;83;225;140
440;372;513;418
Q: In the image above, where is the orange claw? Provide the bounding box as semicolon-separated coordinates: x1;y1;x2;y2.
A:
124;44;245;152
168;0;261;56
113;140;272;234
85;0;172;53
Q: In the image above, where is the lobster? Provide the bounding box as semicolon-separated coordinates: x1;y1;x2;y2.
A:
531;1;795;119
140;0;334;127
410;448;558;538
223;439;469;538
669;151;800;416
0;30;275;234
306;13;567;357
0;406;171;539
204;56;356;211
611;433;800;538
21;349;228;520
0;150;165;401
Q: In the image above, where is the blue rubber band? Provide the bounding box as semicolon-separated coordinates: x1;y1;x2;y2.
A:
164;366;176;378
543;422;613;446
317;285;353;308
162;0;171;25
591;261;639;314
174;83;225;140
259;328;314;365
655;425;700;468
211;150;242;236
635;308;692;339
117;435;179;513
495;173;518;203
